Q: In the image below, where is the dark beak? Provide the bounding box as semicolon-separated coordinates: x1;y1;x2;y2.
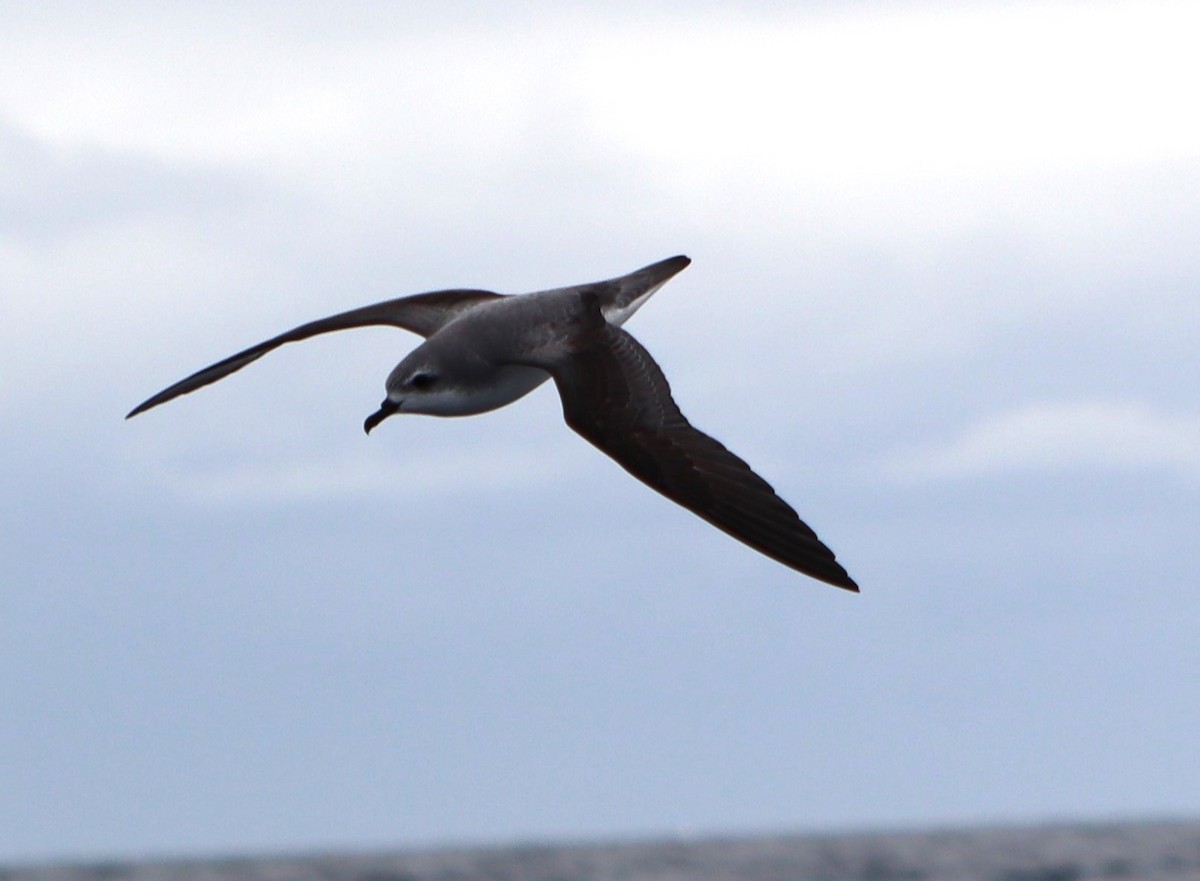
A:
363;398;399;435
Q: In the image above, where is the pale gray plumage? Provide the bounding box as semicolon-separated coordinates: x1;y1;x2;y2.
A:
128;256;858;590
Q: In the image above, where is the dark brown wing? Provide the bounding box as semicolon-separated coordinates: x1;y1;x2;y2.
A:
544;316;857;590
126;289;501;418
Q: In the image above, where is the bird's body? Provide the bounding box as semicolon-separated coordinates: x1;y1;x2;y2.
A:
377;291;580;417
128;256;858;590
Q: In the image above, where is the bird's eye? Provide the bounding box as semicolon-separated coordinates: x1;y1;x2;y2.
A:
409;372;437;390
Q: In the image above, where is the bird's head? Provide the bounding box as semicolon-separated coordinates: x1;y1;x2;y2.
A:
363;350;467;433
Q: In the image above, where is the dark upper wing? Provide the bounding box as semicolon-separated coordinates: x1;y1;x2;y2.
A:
537;312;857;590
126;289;501;419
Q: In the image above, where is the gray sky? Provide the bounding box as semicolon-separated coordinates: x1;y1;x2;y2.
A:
2;0;1199;865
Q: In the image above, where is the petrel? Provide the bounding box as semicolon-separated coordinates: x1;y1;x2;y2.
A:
127;256;857;590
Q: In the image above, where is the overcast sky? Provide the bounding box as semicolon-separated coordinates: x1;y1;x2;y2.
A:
2;0;1199;865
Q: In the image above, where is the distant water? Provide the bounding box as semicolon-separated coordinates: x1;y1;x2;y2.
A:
5;819;1199;881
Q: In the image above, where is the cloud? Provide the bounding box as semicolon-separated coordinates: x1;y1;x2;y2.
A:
0;119;271;239
0;118;313;411
575;3;1200;184
8;4;1198;190
879;401;1200;482
6;2;1200;863
154;436;585;506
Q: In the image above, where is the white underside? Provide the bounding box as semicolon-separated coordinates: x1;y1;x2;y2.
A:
411;364;551;417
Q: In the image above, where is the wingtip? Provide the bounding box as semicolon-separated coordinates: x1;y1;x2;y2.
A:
643;254;690;275
125;396;159;420
795;560;858;592
828;569;860;593
811;571;859;592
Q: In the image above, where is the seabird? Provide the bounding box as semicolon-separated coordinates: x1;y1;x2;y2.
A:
127;256;858;590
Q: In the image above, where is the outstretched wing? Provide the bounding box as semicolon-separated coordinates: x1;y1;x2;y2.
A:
533;307;857;590
126;289;501;418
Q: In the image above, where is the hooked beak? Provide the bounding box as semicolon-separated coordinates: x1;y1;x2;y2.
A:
363;398;400;435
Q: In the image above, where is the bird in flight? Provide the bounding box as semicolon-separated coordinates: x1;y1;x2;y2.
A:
128;256;857;590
